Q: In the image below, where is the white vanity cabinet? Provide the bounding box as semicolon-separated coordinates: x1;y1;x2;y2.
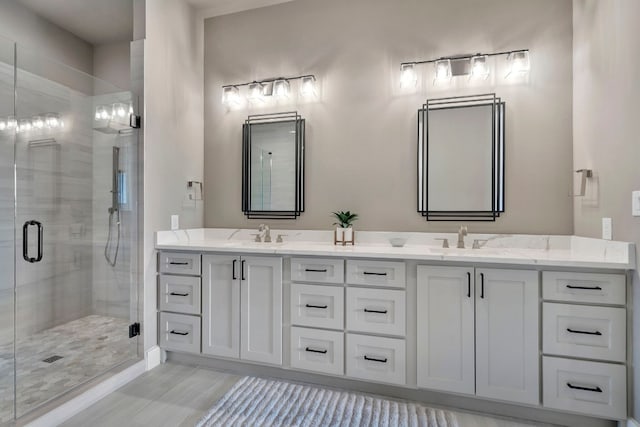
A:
417;267;539;406
202;254;283;365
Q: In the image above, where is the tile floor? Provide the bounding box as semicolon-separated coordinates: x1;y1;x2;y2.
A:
0;315;134;423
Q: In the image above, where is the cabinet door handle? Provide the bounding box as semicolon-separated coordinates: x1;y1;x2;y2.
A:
467;272;471;298
567;328;602;336
232;259;237;280
364;308;388;314
170;330;189;336
305;347;328;354
169;292;189;297
567;383;602;393
169;261;189;265
480;273;485;299
363;271;387;276
305;304;328;309
566;284;602;290
305;268;327;273
364;355;387;363
241;260;246;281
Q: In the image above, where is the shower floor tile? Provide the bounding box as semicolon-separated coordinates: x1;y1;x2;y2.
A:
0;314;135;422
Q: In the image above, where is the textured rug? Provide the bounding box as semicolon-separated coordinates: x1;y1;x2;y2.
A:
196;376;458;427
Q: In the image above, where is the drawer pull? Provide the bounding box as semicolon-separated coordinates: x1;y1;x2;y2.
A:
305;268;328;273
567;382;602;393
169;292;189;297
566;284;602;290
363;271;387;276
364;308;388;314
170;330;189;336
567;328;602;336
305;304;328;309
305;347;328;354
169;261;189;265
467;272;471;298
364;355;387;363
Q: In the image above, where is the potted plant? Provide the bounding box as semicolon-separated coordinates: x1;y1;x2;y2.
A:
332;210;358;244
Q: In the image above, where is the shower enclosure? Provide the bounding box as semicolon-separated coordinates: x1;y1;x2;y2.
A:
0;37;140;422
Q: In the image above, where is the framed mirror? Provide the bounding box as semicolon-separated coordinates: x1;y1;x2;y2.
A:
418;94;505;221
242;112;305;219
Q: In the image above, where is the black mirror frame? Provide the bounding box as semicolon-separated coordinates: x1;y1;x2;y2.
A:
417;93;505;221
242;111;305;219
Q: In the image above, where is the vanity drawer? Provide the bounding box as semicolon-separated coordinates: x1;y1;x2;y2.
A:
291;258;345;284
346;288;405;336
543;303;626;362
543;356;626;420
542;272;625;305
290;283;344;330
159;251;202;276
346;260;406;288
346;334;406;386
290;327;344;376
159;275;201;315
159;312;201;354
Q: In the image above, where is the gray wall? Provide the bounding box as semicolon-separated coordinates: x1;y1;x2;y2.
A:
93;41;131;91
203;0;574;234
143;0;204;351
0;0;93;75
572;0;640;419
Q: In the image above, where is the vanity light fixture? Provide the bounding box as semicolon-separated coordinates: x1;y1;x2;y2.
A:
0;119;6;131
221;74;317;105
45;113;62;128
7;116;16;129
299;75;317;97
112;103;128;118
469;55;489;80
32;115;45;129
0;113;63;133
273;79;290;99
433;59;452;84
95;105;110;120
505;50;530;78
400;63;418;88
400;49;529;86
222;86;241;106
17;119;31;133
248;82;266;102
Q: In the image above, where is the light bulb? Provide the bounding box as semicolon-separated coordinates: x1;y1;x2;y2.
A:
433;59;452;84
469;55;489;80
46;113;60;128
300;76;316;97
32;115;45;129
17;119;31;133
95;105;110;120
112;103;127;118
248;82;265;102
7;116;16;129
400;63;417;88
506;50;530;78
129;104;134;115
0;120;6;131
273;80;290;99
222;86;240;106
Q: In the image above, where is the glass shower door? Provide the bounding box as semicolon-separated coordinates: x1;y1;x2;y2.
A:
13;45;140;418
0;36;15;424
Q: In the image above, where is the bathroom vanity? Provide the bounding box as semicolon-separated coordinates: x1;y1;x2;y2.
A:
155;228;635;422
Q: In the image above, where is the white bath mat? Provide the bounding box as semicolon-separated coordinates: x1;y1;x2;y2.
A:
196;376;458;427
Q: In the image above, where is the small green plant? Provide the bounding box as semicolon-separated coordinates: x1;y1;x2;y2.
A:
332;211;359;228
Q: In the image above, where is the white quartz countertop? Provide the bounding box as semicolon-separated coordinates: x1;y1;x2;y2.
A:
155;228;636;270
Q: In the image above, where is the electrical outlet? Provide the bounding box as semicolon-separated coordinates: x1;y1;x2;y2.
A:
602;217;612;240
171;215;179;231
632;191;640;217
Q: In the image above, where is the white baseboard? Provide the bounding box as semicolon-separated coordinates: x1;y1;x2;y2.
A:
26;360;146;427
146;345;162;370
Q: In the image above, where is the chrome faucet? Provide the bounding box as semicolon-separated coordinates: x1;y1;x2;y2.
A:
457;226;468;249
258;224;272;243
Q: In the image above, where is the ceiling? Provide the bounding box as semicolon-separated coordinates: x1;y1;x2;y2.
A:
18;0;133;45
186;0;296;18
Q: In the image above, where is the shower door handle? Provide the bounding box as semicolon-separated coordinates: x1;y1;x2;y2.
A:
23;220;43;263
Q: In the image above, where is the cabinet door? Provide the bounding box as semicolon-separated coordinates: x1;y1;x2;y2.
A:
241;256;283;365
202;254;240;358
476;268;539;405
417;266;475;395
